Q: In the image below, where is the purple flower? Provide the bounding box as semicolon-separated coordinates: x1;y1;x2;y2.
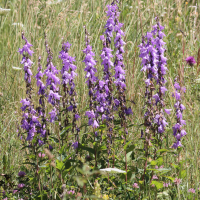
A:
18;171;26;177
44;36;61;123
185;56;196;66
18;183;25;189
72;141;79;150
172;78;187;149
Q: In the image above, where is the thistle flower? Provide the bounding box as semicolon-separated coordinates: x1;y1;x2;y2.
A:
185;56;196;66
18;171;26;177
172;78;187;149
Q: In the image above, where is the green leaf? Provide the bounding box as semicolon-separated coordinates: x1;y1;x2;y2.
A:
73;176;87;187
22;162;36;166
79;144;95;154
56;160;65;171
157;149;169;153
151;181;163;190
126;144;137;154
171;163;180;170
59;125;72;137
65;161;71;169
180;170;186;179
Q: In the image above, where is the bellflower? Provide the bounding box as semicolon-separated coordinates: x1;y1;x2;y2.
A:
59;41;80;149
172;79;187;149
151;17;169;136
44;36;61;123
19;33;38;141
83;30;99;129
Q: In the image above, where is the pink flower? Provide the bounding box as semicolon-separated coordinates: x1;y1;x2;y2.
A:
67;190;75;195
174;178;181;185
188;188;195;193
38;153;45;158
152;175;158;180
133;183;139;188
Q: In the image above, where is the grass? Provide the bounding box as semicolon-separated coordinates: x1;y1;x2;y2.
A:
0;0;200;199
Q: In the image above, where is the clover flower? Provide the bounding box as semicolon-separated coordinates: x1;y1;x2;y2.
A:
172;78;187;148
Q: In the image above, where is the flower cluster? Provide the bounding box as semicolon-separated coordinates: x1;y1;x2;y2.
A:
44;36;61;123
35;56;46;144
172;79;187;148
59;41;80;148
83;30;99;129
19;33;40;141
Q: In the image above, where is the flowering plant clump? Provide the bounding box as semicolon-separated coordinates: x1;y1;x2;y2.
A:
4;2;194;200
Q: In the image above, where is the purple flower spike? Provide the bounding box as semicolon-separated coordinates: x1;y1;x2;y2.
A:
19;33;39;141
44;35;61;124
59;41;80;147
83;29;99;131
185;56;196;66
172;78;187;149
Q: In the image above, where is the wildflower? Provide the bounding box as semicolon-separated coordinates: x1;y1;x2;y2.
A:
72;141;78;150
172;78;187;149
44;34;61;123
18;171;26;177
102;194;109;200
152;175;158;180
174;177;181;185
38;153;45;158
13;190;18;194
83;29;99;129
67;190;75;195
188;188;195;193
133;183;139;188
185;56;196;66
17;183;25;189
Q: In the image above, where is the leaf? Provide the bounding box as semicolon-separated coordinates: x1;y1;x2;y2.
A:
123;140;133;150
65;161;71;169
157;149;169;153
79;144;95;154
56;160;65;171
126;144;137;154
151;181;163;190
180;170;186;179
59;125;72;137
73;176;87;187
171;163;180;170
22;162;36;166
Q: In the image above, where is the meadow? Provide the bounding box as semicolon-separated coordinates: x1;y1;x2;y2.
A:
0;0;200;199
